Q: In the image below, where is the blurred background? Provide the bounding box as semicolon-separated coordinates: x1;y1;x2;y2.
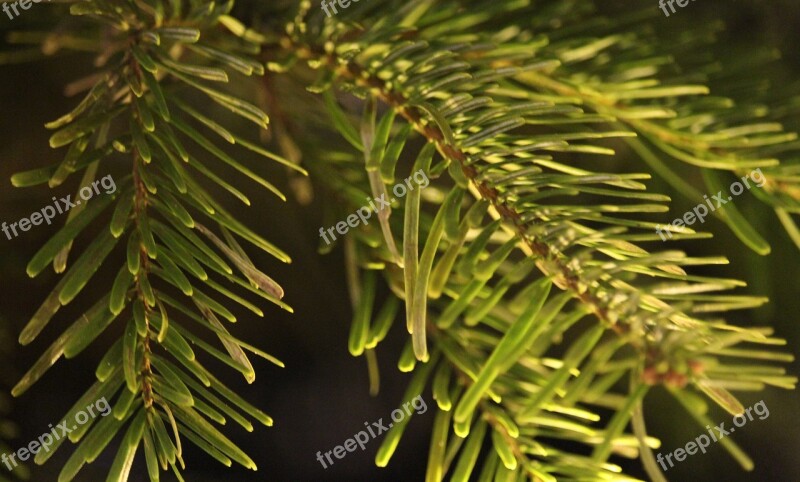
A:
0;1;798;481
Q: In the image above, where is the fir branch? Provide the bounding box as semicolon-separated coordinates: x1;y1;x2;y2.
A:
4;1;797;481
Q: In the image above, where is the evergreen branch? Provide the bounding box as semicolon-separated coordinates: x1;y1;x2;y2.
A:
267;4;797;479
281;31;696;370
4;1;797;481
7;2;296;480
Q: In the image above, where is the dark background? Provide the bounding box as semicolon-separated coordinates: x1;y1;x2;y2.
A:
0;1;798;481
